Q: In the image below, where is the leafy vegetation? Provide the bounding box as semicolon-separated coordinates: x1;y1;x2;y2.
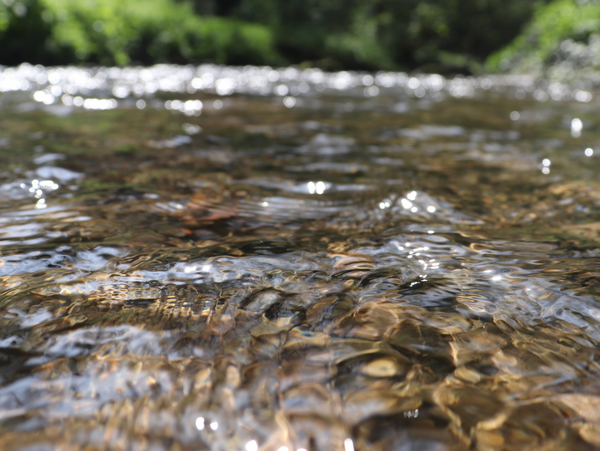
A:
0;0;281;66
0;0;543;72
231;0;542;72
487;0;600;78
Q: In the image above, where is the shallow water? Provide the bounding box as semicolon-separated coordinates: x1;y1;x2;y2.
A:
1;64;600;451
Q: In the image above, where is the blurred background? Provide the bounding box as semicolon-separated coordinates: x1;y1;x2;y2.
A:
0;0;598;78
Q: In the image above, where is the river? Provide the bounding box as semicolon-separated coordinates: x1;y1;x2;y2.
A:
0;64;599;450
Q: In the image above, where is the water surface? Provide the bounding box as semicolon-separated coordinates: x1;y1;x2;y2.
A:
1;65;600;451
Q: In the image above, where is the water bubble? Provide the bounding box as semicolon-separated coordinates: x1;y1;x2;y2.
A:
213;100;223;109
533;89;549;102
407;78;420;89
401;199;412;209
364;86;379;97
510;111;520;121
275;84;289;96
136;99;146;109
585;148;594;157
283;96;296;108
298;82;309;93
542;159;551;167
245;440;258;451
215;78;235;96
112;86;129;98
572;118;583;137
33;91;45;102
574;90;593;103
344;439;355;451
191;78;203;89
183;123;201;134
82;98;115;110
38;180;59;189
209;421;218;431
195;417;205;430
480;78;492;89
362;74;374;86
315;181;326;195
36;73;48;85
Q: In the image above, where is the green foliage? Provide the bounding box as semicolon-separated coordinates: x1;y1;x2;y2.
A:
487;0;600;75
0;0;280;66
0;0;541;72
402;0;541;70
0;0;56;65
0;5;9;32
232;0;540;72
323;6;395;69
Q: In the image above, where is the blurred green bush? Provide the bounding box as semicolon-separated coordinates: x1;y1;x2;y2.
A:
231;0;541;72
0;0;542;72
0;0;281;66
487;0;600;79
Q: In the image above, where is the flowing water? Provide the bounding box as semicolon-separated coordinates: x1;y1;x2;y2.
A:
1;64;600;451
